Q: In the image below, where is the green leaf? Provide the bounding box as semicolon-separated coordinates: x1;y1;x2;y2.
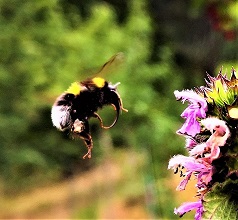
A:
203;179;238;220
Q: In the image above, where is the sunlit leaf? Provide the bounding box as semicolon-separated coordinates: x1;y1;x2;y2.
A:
203;180;238;220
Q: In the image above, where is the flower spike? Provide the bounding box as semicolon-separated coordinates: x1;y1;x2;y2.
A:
170;67;238;220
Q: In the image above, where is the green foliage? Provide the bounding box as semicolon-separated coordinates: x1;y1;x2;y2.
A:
203;179;238;220
0;0;184;191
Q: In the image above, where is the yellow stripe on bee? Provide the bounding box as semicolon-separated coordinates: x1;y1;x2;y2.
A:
66;82;81;95
92;77;106;88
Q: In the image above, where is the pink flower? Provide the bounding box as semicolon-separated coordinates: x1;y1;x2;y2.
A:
201;118;230;148
174;90;207;137
189;118;230;162
171;70;237;220
174;200;203;220
185;138;197;150
168;155;213;190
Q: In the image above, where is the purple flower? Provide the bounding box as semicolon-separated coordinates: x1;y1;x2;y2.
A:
174;90;207;137
168;155;213;190
168;118;230;220
170;70;237;220
185;138;197;150
174;200;203;220
176;172;192;191
168;155;208;174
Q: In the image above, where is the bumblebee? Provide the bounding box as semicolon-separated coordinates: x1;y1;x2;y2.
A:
51;54;127;159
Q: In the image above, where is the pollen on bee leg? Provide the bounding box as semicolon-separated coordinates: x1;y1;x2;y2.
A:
72;119;84;133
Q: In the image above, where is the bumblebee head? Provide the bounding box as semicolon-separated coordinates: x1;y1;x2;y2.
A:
100;82;128;129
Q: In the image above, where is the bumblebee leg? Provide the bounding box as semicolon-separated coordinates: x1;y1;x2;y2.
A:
80;131;93;159
77;120;93;159
92;112;108;129
93;102;128;130
92;111;118;129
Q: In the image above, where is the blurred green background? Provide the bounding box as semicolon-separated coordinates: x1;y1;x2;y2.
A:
0;0;237;219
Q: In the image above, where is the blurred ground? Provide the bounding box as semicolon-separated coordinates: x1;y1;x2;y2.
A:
0;150;150;219
0;149;197;219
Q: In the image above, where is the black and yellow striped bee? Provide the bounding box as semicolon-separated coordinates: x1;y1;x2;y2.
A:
51;53;127;159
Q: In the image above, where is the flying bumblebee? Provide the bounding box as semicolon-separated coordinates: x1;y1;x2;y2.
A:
51;53;128;159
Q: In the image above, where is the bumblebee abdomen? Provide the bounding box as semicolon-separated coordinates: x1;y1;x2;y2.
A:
51;105;72;131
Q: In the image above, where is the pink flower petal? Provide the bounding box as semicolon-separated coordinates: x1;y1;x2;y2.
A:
174;200;203;220
174;90;207;137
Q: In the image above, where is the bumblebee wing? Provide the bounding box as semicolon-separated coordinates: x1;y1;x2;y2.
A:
80;53;125;88
96;52;125;77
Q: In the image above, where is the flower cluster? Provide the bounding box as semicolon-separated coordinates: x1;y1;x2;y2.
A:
169;68;238;220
